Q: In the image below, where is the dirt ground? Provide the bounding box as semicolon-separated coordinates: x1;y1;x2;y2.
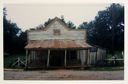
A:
4;69;124;80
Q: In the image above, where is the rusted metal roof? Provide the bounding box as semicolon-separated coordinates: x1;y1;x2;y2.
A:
25;40;92;49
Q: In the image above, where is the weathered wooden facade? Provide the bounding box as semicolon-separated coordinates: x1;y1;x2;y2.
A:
25;17;106;69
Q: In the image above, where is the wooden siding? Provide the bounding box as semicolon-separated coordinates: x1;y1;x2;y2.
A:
28;21;86;41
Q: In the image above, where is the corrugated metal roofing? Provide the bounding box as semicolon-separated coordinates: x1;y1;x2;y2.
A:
25;40;92;49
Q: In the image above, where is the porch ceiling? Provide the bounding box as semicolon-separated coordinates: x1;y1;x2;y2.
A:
25;40;92;49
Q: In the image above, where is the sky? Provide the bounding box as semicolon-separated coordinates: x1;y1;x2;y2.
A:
4;4;111;31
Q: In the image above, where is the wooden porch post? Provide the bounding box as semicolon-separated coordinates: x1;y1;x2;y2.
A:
64;50;67;67
28;50;31;63
47;49;50;67
31;50;33;61
80;50;85;69
33;50;35;61
25;50;28;68
34;50;36;60
87;49;90;65
95;48;98;64
77;50;79;60
85;49;88;65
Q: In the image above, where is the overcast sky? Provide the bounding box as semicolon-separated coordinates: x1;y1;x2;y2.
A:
4;4;111;31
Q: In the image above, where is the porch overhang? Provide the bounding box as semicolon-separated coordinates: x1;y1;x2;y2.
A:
25;40;92;50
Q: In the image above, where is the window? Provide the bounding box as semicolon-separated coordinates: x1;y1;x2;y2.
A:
53;29;61;35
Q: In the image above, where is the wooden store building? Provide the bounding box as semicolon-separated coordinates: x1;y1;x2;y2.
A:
25;17;106;69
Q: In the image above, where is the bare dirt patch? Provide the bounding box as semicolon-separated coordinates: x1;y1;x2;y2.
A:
4;69;124;80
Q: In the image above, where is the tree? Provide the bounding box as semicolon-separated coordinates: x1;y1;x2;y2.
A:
60;15;66;23
87;3;124;53
44;18;52;27
36;24;44;30
67;21;76;29
78;22;88;29
3;8;27;54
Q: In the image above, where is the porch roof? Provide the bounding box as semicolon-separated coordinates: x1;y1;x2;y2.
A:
25;40;92;49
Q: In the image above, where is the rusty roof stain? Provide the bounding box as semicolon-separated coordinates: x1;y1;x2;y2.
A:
25;40;92;49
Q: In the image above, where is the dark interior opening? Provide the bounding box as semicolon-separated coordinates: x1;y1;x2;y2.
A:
50;50;65;66
49;50;78;67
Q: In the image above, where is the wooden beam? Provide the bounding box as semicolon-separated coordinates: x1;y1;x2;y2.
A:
33;50;34;60
87;49;90;65
31;50;33;61
28;51;30;63
32;51;34;60
25;50;28;68
81;50;83;69
85;49;88;65
47;50;50;67
77;50;79;60
79;50;81;60
64;50;67;67
95;49;98;64
33;51;34;60
29;51;31;63
17;57;20;67
34;50;36;60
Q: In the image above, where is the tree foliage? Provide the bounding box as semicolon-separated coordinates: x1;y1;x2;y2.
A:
4;8;27;54
67;21;76;29
87;3;124;53
44;18;52;27
78;22;88;29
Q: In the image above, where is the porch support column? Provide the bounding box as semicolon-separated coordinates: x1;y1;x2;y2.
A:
64;50;67;67
33;50;35;61
88;49;90;65
25;50;28;68
47;49;50;67
80;50;85;69
31;50;33;61
85;49;88;65
77;50;80;60
28;50;31;63
95;48;98;64
34;50;36;60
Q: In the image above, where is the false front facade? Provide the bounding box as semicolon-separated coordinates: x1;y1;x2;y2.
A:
25;17;106;69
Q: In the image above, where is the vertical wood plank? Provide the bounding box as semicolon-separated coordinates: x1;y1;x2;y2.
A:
85;49;88;65
64;50;67;67
31;50;33;62
77;50;79;60
95;48;98;64
34;50;36;60
80;50;86;69
33;50;35;61
28;51;31;63
88;49;90;65
47;50;50;67
25;50;28;67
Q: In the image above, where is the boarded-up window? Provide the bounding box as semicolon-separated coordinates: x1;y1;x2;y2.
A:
53;29;61;35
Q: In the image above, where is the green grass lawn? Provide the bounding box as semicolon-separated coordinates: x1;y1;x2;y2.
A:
4;54;25;68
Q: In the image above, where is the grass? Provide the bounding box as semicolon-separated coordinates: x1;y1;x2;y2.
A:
4;54;25;68
106;51;124;59
4;51;124;71
88;66;124;71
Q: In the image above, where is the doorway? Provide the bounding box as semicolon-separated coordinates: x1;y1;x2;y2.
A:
50;50;65;67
